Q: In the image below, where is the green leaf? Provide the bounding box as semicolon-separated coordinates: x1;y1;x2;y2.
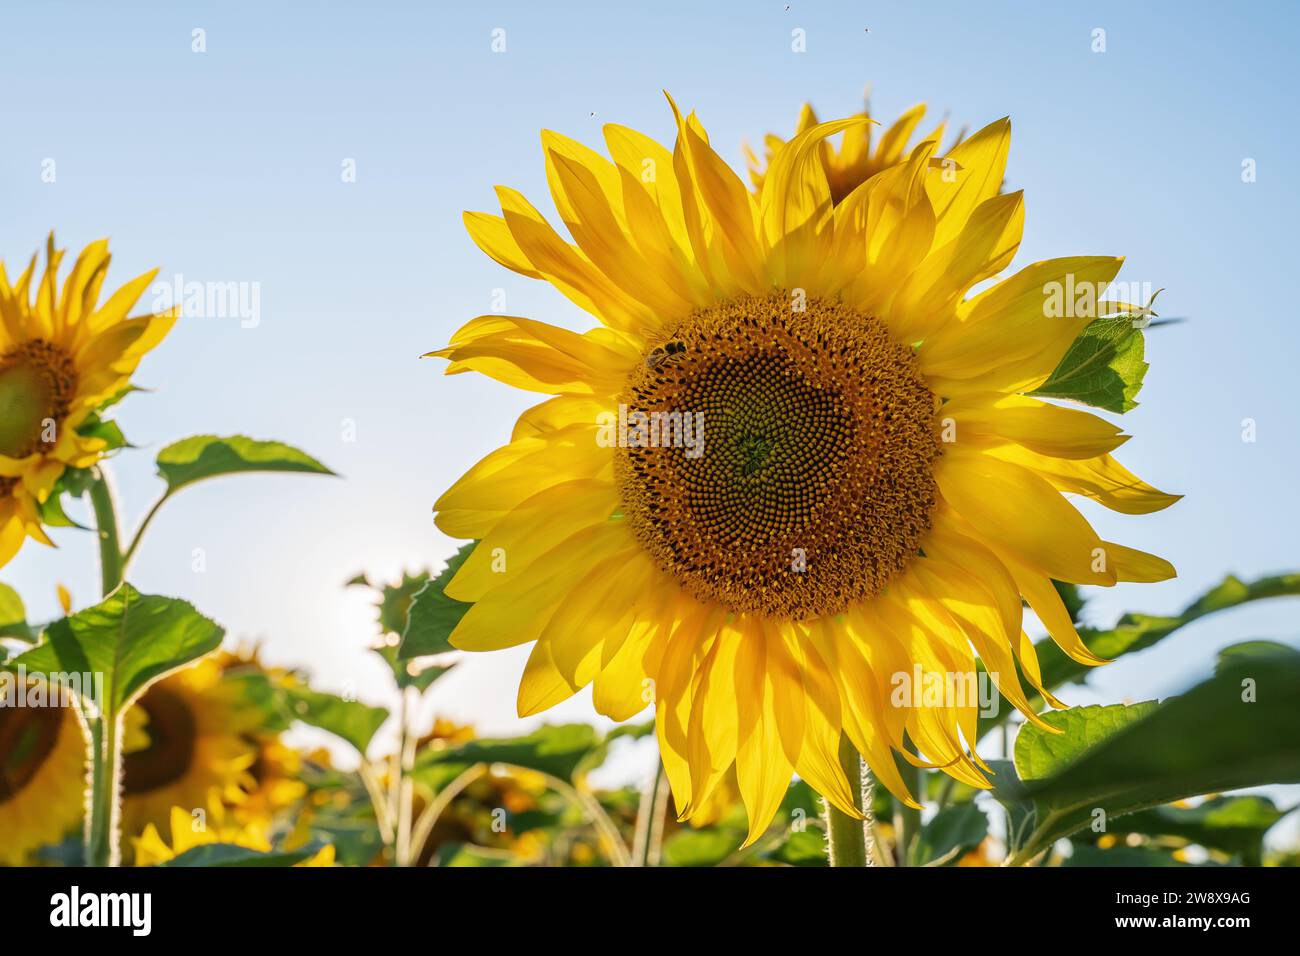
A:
159;844;317;867
155;435;335;493
0;582;36;641
6;585;224;715
1216;639;1296;673
282;686;389;756
397;544;475;660
762;828;827;867
76;413;130;452
663;828;742;867
372;642;456;692
912;801;990;865
36;488;88;530
1105;795;1285;862
1015;702;1159;781
1064;844;1209;867
1029;314;1147;413
1003;646;1300;861
417;724;603;783
980;572;1300;739
434;842;523;867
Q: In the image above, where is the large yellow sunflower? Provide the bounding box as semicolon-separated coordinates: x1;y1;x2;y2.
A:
746;96;957;205
120;659;259;849
0;683;85;864
0;236;175;567
430;96;1178;843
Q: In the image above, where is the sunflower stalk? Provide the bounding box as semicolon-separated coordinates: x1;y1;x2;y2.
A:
530;768;631;867
631;755;669;867
894;749;923;866
394;686;418;866
83;467;126;866
824;736;872;867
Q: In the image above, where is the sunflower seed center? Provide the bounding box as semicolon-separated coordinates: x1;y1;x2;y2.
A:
615;290;941;620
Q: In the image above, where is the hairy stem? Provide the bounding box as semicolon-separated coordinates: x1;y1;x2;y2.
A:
824;736;871;867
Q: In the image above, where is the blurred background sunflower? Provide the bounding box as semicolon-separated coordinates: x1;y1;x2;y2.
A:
0;683;84;865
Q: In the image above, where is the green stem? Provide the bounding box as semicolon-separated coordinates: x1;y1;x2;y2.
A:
120;492;171;576
84;711;123;867
87;468;124;597
84;466;126;867
394;687;417;866
894;751;923;866
532;769;631;867
824;736;870;867
412;763;488;864
631;755;668;867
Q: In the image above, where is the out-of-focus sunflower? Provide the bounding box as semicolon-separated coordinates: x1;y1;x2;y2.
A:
215;647;308;826
0;236;175;567
0;684;84;864
430;95;1178;843
132;802;334;867
121;659;258;849
746;95;957;204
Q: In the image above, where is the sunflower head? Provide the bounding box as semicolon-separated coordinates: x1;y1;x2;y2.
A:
0;682;85;864
432;94;1178;843
121;659;260;850
746;97;957;204
0;235;175;567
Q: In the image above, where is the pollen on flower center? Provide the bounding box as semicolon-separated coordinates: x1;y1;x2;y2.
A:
0;339;78;459
614;290;941;620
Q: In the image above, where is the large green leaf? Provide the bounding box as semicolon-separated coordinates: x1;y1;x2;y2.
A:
397;543;475;660
155;435;335;492
6;585;223;714
1015;702;1158;781
980;572;1300;738
282;686;389;756
1029;314;1147;413
998;646;1300;862
159;844;317;867
416;724;603;783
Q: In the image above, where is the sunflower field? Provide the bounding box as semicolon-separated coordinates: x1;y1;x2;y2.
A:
2;3;1299;898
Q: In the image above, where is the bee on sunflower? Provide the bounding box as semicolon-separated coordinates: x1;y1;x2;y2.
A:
429;93;1178;851
0;236;175;567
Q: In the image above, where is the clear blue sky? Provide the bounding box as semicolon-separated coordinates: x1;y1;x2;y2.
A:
4;1;1298;789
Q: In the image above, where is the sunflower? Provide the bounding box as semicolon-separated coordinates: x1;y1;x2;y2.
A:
0;236;175;568
132;802;335;867
214;648;309;827
746;96;957;205
0;683;85;864
120;659;259;850
430;96;1178;843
